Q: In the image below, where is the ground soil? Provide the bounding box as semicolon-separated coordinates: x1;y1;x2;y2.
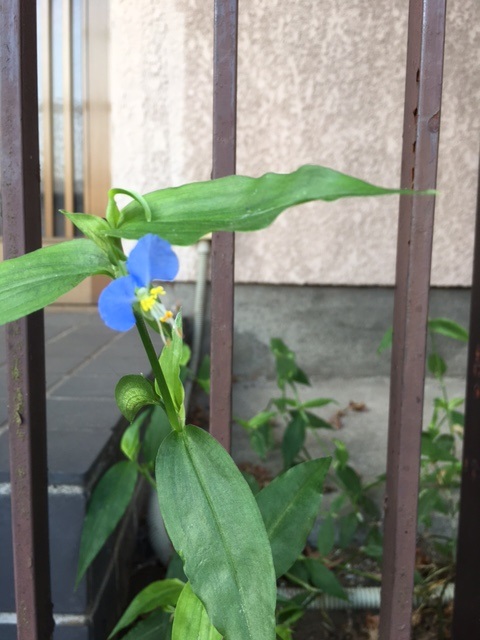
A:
293;605;453;639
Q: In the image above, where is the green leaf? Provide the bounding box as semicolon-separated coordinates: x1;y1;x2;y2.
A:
109;579;184;638
421;432;456;462
105;165;426;244
115;375;159;422
333;439;349;467
242;471;261;495
172;582;222;640
338;512;358;549
450;410;464;427
249;423;275;459
244;410;277;429
428;318;468;343
120;413;145;461
428;353;447;378
317;515;335;557
156;424;276;640
377;327;393;354
142;405;172;467
299;411;333;430
108;187;153;224
299;398;336;410
196;355;211;394
282;414;307;469
336;465;362;500
62;211;123;260
158;314;185;422
121;609;172;640
304;559;348;600
76;460;138;586
0;239;113;325
256;458;331;577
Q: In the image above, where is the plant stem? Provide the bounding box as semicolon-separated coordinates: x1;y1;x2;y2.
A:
134;312;181;431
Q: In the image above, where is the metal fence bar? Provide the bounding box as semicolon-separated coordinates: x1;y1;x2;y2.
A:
379;1;446;638
62;0;75;238
41;0;55;238
209;0;238;451
0;3;54;640
452;157;480;638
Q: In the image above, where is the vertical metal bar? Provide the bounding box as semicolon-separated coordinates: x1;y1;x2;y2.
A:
0;2;53;640
452;158;480;638
379;2;446;639
209;0;238;451
63;0;75;237
42;0;55;237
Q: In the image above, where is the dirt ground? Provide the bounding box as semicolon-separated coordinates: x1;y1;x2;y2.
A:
293;605;453;639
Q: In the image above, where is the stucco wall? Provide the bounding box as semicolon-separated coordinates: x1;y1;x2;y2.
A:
110;0;479;286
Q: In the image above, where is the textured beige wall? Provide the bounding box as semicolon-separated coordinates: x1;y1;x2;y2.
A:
110;0;479;286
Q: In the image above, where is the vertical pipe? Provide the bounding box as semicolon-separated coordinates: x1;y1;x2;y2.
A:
0;2;53;640
452;159;480;638
379;2;446;639
42;0;55;237
209;0;238;451
63;0;75;237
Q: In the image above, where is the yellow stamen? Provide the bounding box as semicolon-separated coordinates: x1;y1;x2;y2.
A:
139;286;165;313
140;295;157;312
160;310;173;323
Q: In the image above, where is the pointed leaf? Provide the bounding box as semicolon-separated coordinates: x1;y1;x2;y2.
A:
282;414;307;469
76;461;138;585
120;412;146;461
317;515;336;557
0;240;113;325
299;398;336;410
115;375;159;422
121;609;172;640
109;579;184;638
156;425;276;640
106;165;427;244
377;327;393;354
428;353;447;378
428;318;468;342
62;212;121;259
158;314;185;421
338;512;359;548
142;405;172;466
305;559;348;600
172;582;222;640
256;458;331;577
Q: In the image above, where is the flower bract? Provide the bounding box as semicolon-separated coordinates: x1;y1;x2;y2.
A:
98;234;179;331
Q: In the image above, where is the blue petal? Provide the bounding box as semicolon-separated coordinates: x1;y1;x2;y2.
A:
98;276;137;331
127;234;179;287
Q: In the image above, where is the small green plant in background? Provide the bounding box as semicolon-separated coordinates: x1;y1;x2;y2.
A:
236;338;384;634
236;320;467;637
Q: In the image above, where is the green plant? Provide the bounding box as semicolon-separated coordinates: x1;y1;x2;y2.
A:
379;317;467;638
0;166;422;639
237;338;383;635
237;319;466;637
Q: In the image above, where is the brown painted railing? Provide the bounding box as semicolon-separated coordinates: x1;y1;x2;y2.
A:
1;1;479;639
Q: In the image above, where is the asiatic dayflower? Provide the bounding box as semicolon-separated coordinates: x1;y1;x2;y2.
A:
98;234;179;334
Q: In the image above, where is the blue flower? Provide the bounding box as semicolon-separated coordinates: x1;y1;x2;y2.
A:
99;234;179;331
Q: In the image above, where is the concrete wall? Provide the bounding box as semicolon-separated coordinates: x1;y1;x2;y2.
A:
110;0;479;286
